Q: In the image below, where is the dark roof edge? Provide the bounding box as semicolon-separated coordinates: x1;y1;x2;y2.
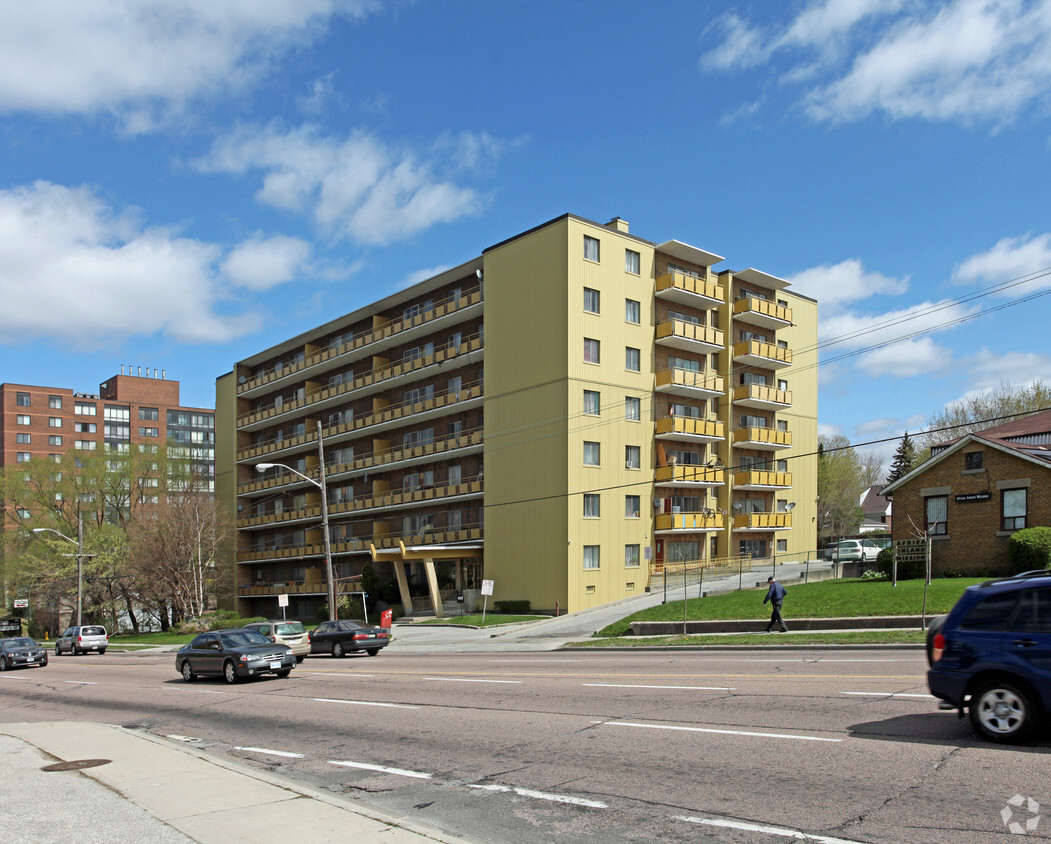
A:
483;213;655;254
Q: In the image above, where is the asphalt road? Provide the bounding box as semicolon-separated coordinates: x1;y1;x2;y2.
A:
2;646;1049;843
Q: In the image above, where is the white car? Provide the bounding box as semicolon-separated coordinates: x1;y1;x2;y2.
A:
829;539;881;562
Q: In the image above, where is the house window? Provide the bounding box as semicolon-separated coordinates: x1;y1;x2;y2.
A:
739;539;767;558
16;392;30;406
925;495;948;535
16;414;30;425
75;422;96;433
583;287;600;314
75;401;97;416
777;539;787;552
777;419;788;432
776;459;788;472
49;395;62;409
625;299;640;324
584;494;601;518
583;390;600;415
583;441;600;466
965;452;983;470
49;417;62;428
584;235;600;262
625;544;641;567
583;545;600;569
584;338;600;363
139;427;159;437
139;407;159;421
16;452;31;463
1003;489;1027;531
625;249;640;274
625;445;641;469
49;435;61;446
778;378;789;391
625;396;640;421
16;433;30;444
625;347;640;372
625;495;640;518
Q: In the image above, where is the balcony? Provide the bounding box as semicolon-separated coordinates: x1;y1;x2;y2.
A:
656;369;724;399
732;384;791;410
655;416;724;443
236;525;484;564
732;470;791;490
732;512;792;531
656;319;723;353
732;340;791;370
655;272;724;309
732;427;791;450
733;296;792;330
655;465;725;487
237;288;483;397
655;511;724;533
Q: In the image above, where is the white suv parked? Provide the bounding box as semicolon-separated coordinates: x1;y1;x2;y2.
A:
55;625;108;655
829;539;881;562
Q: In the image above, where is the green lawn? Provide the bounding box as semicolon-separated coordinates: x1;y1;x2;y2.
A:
571;629;928;648
594;577;981;638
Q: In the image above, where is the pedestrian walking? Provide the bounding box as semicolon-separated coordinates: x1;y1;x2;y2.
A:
763;576;788;632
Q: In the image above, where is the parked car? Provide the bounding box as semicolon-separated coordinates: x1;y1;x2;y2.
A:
824;539;881;562
54;625;108;655
0;637;48;670
243;620;310;662
309;619;389;657
175;628;296;684
927;569;1051;743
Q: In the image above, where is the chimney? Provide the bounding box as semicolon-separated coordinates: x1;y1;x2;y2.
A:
120;364;125;375
606;217;629;233
162;369;166;380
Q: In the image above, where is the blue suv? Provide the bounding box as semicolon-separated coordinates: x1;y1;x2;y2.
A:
927;570;1051;743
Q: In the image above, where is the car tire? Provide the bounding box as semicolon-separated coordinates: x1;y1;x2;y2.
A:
0;657;7;671
925;615;947;667
223;660;239;685
366;648;380;656
99;649;106;655
40;657;47;668
333;642;345;658
275;669;291;678
969;679;1037;743
181;661;196;682
295;655;305;664
71;645;79;656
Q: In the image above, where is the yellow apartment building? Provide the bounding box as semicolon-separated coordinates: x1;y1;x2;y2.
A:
216;213;818;618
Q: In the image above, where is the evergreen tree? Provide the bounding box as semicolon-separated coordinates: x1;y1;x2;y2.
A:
886;432;917;485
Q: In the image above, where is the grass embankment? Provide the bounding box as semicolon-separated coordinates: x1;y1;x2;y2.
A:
581;577;981;647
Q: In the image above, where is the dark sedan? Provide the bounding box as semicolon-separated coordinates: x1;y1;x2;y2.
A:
0;637;48;671
309;620;390;657
175;628;296;684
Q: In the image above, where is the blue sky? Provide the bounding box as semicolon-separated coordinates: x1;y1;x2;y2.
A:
2;0;1050;469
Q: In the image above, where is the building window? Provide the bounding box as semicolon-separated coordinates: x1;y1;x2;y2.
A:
583;441;600;466
75;440;98;451
584;235;600;262
776;459;788;472
625;396;640;421
16;433;30;444
625;249;640;274
584;338;600;364
625;347;640;372
584;494;601;518
583;545;600;569
778;378;788;391
625;495;640;518
583;287;600;314
1003;489;1027;531
139;427;159;437
74;422;97;433
16;414;30;425
625;544;640;567
49;417;62;428
739;539;767;558
625;445;641;469
75;401;97;416
49;435;62;446
965;451;983;470
777;419;788;432
16;392;30;407
49;395;62;409
625;298;640;324
16;452;31;463
139;407;159;421
925;495;948;535
777;539;787;552
583;390;600;415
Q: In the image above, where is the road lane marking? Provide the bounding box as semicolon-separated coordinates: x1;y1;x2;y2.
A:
235;746;304;758
313;698;419;709
676;815;864;842
467;784;607;808
423;677;523;684
309;673;374;678
329;760;431;778
840;691;935;699
63;680;97;685
168;687;227;695
581;683;734;691
0;675;31;681
596;721;841;743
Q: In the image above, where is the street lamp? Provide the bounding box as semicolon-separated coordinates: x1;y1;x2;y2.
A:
32;511;91;627
256;422;336;621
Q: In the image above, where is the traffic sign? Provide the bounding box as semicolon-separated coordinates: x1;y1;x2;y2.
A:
13;599;28;609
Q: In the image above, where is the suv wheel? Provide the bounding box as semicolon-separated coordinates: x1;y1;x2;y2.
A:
223;660;239;684
969;680;1037;743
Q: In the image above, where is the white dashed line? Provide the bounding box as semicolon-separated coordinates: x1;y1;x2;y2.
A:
676;814;865;842
467;784;607;808
841;692;935;699
168;687;227;695
63;680;97;685
309;673;374;678
234;746;304;758
313;698;418;709
581;683;734;691
423;677;523;684
329;760;431;778
596;721;841;743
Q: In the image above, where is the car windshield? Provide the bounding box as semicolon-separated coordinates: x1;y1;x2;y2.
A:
219;630;270;648
276;623;305;635
4;638;34;648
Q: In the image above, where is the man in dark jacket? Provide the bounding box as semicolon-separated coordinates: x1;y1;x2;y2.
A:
763;576;788;632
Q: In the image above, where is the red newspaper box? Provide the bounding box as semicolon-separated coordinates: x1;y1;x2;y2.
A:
380;609;392;628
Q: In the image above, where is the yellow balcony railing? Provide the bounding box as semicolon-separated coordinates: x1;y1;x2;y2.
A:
732;427;791;448
733;296;792;324
656;369;724;395
732;340;792;366
732;384;791;406
733;470;792;487
733;512;792;530
655;465;725;485
656;319;724;348
656;272;724;303
655;511;724;531
655;417;724;440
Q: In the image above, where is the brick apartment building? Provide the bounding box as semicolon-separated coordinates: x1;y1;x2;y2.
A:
1;369;215;487
880;409;1051;574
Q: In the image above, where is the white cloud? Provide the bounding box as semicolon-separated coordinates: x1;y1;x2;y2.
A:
699;14;769;71
854;336;954;377
778;0;906;52
399;265;453;290
961;348;1051;391
221;235;311;290
0;1;380;129
788;258;908;309
195;124;496;245
819;297;981;349
0;181;264;347
952;232;1051;288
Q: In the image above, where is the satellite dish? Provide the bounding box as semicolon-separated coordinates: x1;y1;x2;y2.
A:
238;375;247;384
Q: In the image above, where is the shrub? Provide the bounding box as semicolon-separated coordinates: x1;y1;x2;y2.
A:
875;545;926;580
861;569;886;580
494;600;531;614
1007;527;1051;574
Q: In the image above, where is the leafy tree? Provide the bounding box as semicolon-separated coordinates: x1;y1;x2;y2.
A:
817;435;865;542
921;379;1051;453
885;432;917;485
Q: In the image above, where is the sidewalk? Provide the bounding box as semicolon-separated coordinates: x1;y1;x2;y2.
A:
0;721;475;844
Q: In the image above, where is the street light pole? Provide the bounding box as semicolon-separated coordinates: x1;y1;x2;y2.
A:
32;514;89;627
